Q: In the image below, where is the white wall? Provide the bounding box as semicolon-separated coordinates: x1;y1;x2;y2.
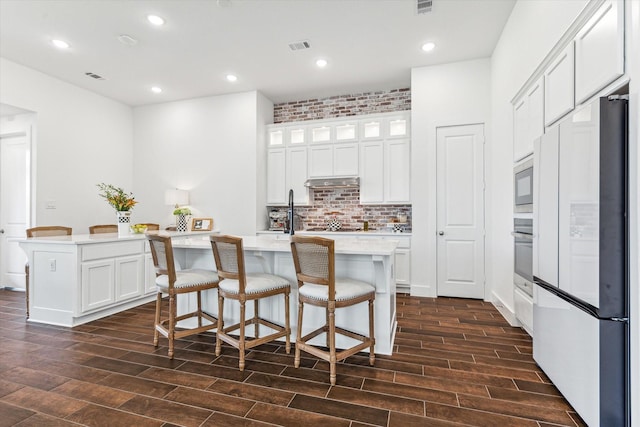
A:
410;58;491;297
132;91;272;235
256;92;275;231
0;58;133;234
489;0;589;315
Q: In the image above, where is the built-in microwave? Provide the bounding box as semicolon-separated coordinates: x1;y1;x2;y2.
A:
514;158;533;213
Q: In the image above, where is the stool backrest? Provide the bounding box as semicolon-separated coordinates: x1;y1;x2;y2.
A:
210;235;247;292
89;224;117;234
147;234;177;286
26;226;72;237
290;235;335;300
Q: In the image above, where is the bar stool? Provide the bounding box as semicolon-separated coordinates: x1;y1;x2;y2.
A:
147;234;219;359
210;235;291;371
25;226;72;318
290;235;375;385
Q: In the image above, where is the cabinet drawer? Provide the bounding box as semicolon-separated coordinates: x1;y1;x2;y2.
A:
384;236;411;249
82;241;144;261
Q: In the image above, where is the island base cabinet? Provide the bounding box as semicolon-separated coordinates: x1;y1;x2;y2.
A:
81;259;116;312
31;250;75;323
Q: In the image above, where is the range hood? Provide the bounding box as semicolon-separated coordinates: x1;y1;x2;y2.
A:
304;177;360;189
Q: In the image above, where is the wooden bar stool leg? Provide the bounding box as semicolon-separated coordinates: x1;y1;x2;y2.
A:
328;302;337;386
239;299;246;371
295;300;304;368
197;291;203;328
254;299;259;338
369;298;375;366
285;292;291;354
216;294;224;356
168;293;176;359
154;292;162;347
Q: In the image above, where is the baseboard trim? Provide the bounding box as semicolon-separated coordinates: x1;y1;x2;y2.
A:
490;291;520;327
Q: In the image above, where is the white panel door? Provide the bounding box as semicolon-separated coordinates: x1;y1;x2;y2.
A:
436;124;485;298
359;141;384;203
385;139;410;203
533;126;559;286
545;42;575;126
513;97;528;162
308;144;333;177
0;131;29;289
333;143;359;176
115;255;144;301
266;148;286;205
286;146;308;204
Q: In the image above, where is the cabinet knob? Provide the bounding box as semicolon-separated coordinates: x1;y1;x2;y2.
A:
0;229;4;234
438;231;444;236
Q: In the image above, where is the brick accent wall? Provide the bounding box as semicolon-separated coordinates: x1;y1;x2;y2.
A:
273;88;411;123
270;88;412;230
268;188;411;232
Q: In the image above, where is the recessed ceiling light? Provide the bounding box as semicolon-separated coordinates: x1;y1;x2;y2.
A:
52;39;70;49
151;86;162;93
147;15;165;26
226;74;238;82
316;59;328;68
421;42;436;52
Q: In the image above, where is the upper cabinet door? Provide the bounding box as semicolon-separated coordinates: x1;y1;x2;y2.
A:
574;0;624;104
544;42;575;126
513;98;529;162
527;79;544;144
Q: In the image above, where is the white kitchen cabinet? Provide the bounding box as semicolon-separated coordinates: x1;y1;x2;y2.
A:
310;125;332;143
544;42;575;126
513;78;544;162
309;143;358;178
288;126;307;145
114;255;144;301
81;259;115;312
266;148;286;205
395;248;411;287
574;0;624;104
268;128;284;146
360;141;384;203
360;139;410;204
514;288;533;335
286;146;309;204
361;120;382;140
387;116;409;138
384;139;411;203
335;123;357;142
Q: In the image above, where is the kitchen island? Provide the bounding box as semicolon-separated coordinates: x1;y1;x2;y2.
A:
173;235;398;355
18;230;218;327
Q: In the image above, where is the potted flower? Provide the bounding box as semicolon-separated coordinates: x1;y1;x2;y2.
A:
97;183;137;235
173;207;191;232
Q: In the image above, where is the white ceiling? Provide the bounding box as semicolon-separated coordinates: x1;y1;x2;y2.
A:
0;0;515;107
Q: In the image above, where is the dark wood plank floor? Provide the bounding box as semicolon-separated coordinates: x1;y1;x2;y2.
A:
0;289;585;427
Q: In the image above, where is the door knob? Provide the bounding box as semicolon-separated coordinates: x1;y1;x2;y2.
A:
438;231;444;236
0;229;4;234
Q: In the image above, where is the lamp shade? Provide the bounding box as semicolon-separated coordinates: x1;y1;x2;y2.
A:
165;189;189;206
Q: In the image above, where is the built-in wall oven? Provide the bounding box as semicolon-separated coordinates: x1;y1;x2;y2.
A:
514;158;533;213
512;218;533;297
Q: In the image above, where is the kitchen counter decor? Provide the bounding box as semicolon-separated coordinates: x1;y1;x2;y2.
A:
97;183;137;235
173;207;191;232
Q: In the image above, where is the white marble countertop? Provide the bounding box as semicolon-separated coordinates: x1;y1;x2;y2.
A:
16;230;219;245
174;235;398;256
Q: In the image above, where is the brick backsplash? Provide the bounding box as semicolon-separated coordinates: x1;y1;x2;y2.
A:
268;188;411;232
271;88;412;230
273;88;411;123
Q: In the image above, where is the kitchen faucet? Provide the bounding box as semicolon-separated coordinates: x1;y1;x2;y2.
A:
287;189;295;235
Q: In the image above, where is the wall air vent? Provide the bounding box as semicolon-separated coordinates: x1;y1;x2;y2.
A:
417;0;433;14
85;72;105;80
288;40;311;51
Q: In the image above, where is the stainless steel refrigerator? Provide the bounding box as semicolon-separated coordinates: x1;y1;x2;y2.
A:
533;95;629;426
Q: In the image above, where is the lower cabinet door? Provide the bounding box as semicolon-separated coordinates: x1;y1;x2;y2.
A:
115;255;144;301
144;253;157;294
81;259;116;313
395;249;411;286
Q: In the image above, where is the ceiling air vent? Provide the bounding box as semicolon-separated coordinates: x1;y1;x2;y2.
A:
288;40;311;51
417;0;433;14
85;72;105;81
